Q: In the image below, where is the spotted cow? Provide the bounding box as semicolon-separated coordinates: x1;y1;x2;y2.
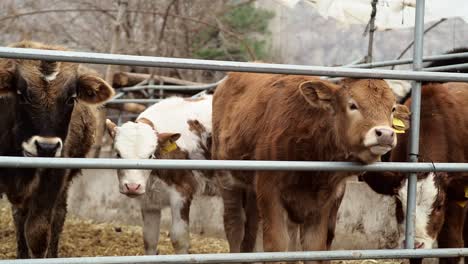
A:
361;82;468;264
106;95;218;255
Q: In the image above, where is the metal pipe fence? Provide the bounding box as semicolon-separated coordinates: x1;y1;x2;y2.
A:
106;98;161;104
1;47;468;82
349;51;468;69
404;0;425;249
0;0;467;263
0;157;466;172
1;249;468;264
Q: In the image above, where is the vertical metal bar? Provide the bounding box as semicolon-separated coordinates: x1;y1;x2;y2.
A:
405;0;425;249
365;0;378;63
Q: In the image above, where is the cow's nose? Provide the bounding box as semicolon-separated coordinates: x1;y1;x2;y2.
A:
35;140;61;157
125;183;142;194
375;128;394;145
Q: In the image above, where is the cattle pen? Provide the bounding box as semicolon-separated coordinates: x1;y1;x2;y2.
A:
0;0;467;263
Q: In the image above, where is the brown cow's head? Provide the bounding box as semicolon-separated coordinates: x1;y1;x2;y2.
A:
0;41;114;157
299;78;410;163
361;171;451;249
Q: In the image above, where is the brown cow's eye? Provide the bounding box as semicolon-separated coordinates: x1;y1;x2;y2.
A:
392;106;396;113
349;103;358;111
66;94;77;105
17;90;30;104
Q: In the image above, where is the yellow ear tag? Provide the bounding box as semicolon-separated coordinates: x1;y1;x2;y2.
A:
392;117;406;134
457;200;468;208
161;142;177;154
464;186;468;198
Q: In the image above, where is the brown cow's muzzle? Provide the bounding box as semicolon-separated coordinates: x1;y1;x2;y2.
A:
21;136;63;157
363;125;396;156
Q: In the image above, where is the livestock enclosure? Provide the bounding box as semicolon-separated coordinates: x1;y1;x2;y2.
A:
0;0;468;263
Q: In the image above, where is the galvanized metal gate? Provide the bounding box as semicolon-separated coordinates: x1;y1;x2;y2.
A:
0;0;468;263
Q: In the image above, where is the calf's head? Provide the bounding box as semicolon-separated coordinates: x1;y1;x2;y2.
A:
299;78;410;163
0;41;113;157
362;171;450;249
106;118;180;197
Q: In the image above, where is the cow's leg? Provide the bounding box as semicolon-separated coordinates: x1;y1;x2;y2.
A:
240;189;258;253
221;186;245;253
169;188;191;254
258;191;289;252
326;183;345;250
141;203;162;255
25;170;66;258
438;200;466;264
47;190;68;258
12;205;29;258
300;205;331;264
464;208;468;264
288;222;300;251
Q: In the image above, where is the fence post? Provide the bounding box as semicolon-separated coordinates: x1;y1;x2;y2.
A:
405;0;425;249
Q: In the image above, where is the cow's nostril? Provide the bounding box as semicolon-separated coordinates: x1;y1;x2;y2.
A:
415;242;425;249
375;130;382;137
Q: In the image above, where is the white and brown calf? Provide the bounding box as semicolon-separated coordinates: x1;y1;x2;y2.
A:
106;95;217;254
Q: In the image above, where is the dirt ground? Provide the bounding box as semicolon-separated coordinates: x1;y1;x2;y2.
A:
0;202;404;264
0;203;227;259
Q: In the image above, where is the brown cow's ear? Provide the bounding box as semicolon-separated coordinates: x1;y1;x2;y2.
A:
0;62;15;96
105;119;118;139
393;104;411;131
299;80;337;112
77;75;115;104
157;133;181;144
157;133;181;154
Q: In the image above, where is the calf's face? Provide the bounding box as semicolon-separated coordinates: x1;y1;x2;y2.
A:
299;78;409;163
395;172;448;249
0;42;113;157
106;119;180;197
362;171;449;249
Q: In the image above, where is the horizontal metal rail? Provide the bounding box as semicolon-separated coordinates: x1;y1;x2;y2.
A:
121;83;218;92
106;99;161;104
110;92;124;100
2;249;468;264
424;62;468;72
1;47;468;82
349;52;468;69
0;156;466;172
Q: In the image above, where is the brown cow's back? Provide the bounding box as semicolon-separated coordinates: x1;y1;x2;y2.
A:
212;73;345;183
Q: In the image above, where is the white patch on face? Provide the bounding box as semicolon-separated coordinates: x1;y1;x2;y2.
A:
43;71;59;82
114;122;158;196
22;136;63;157
363;125;396;155
397;172;439;249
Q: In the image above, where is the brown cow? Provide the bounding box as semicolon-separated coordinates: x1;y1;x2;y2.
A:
362;82;468;264
212;72;409;264
0;41;114;258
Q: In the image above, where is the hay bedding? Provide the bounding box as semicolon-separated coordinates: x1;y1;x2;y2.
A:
0;205;403;264
0;205;227;258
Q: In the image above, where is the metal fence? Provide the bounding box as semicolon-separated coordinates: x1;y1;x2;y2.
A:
0;0;467;263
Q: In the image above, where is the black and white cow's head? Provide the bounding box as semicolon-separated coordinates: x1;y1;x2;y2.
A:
0;41;114;157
